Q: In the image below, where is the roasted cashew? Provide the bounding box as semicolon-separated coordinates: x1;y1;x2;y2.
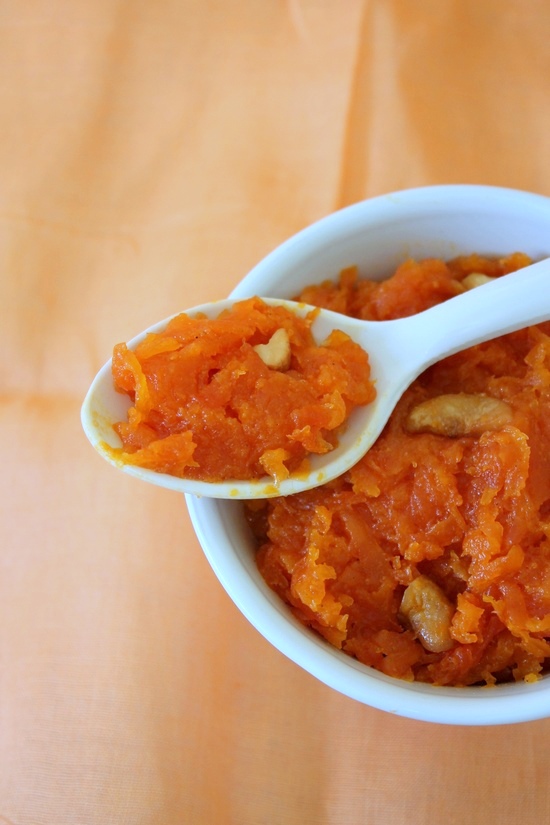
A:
461;272;495;290
405;393;513;438
254;328;292;371
399;575;454;653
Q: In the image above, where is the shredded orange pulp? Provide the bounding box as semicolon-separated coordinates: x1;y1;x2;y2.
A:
110;297;375;482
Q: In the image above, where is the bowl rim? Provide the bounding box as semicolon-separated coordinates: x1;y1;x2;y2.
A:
186;184;550;725
230;183;550;299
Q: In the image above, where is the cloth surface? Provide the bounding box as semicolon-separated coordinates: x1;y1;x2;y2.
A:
1;1;550;822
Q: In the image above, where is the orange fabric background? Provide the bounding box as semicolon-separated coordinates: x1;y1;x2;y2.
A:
2;1;550;822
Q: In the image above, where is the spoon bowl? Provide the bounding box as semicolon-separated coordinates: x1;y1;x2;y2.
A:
81;257;550;498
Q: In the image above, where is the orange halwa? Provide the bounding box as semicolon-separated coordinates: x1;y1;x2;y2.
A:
247;254;550;686
110;297;375;482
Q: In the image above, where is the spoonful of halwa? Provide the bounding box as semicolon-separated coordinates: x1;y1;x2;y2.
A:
81;256;550;499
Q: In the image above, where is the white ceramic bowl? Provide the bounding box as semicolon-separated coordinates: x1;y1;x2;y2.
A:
186;185;550;725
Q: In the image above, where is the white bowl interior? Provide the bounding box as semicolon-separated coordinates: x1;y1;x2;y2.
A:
186;185;550;724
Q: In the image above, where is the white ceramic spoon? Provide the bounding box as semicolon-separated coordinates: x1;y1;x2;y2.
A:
81;258;550;499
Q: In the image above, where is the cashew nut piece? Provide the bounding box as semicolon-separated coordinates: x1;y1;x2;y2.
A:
405;393;513;438
253;328;291;371
399;575;454;653
461;272;495;290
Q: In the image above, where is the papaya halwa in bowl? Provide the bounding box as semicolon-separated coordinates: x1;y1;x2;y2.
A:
186;185;550;725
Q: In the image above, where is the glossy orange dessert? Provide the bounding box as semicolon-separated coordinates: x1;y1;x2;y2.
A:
110;297;375;482
247;253;550;686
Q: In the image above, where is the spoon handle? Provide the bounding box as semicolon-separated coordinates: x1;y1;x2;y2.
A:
402;257;550;369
